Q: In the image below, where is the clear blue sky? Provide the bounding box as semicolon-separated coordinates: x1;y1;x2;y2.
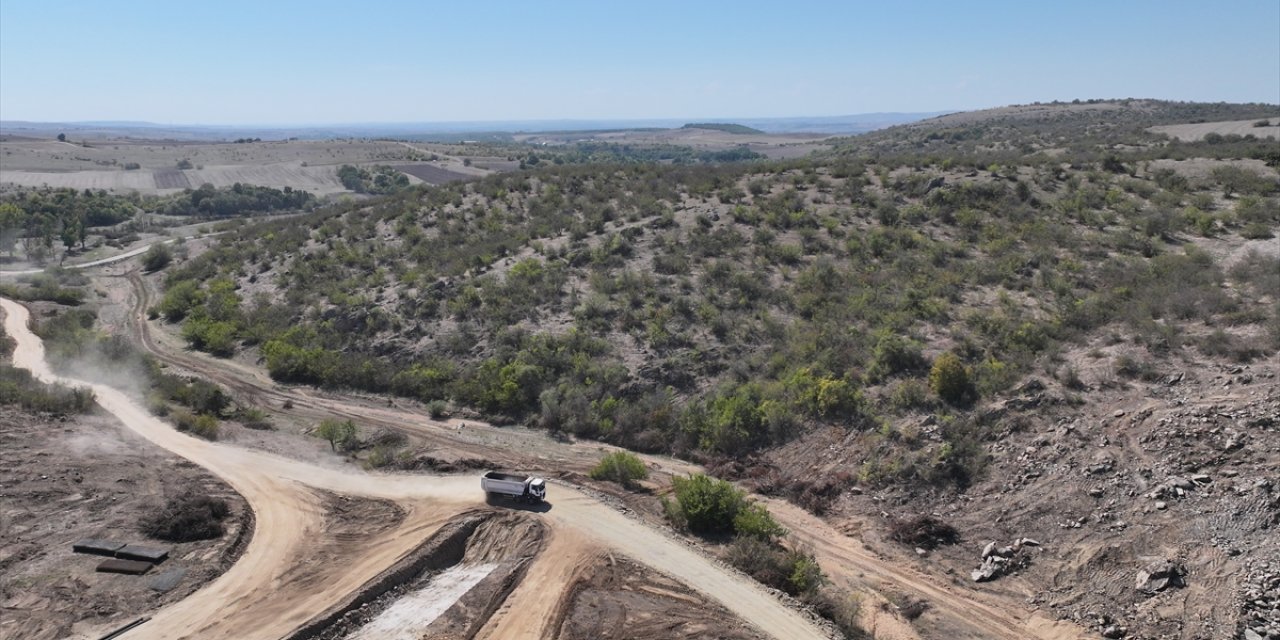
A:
2;0;1277;124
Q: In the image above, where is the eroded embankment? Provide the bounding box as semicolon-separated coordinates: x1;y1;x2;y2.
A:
288;510;545;640
550;553;768;640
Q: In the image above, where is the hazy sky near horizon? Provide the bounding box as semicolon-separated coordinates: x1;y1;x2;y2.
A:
1;0;1277;125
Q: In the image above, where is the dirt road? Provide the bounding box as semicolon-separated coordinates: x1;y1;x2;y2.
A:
118;270;1094;640
1;297;827;640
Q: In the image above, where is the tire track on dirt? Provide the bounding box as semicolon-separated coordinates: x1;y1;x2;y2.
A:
6;296;828;640
126;271;564;468
122;270;1096;640
765;500;1092;640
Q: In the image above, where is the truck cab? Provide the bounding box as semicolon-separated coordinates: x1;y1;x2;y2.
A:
528;477;546;501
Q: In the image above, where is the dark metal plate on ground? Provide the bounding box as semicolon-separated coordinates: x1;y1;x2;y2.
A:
116;544;170;563
147;568;188;592
72;539;126;556
97;559;153;575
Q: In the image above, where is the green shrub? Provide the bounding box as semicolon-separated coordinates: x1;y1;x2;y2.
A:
867;332;926;381
660;495;688;531
147;393;170;416
426;399;448;418
589;451;649;488
785;546;826;595
725;536;826;598
363;444;399;469
696;385;767;454
237;407;272;430
887;378;932;412
973;357;1016;396
0;365;95;414
316;418;358;451
158;280;205;322
670;473;747;535
182;318;239;356
0;280;85;306
929;353;974;405
733;502;788;541
192;414;220;440
142;243;173;272
1242;222;1274;239
173;408;220;440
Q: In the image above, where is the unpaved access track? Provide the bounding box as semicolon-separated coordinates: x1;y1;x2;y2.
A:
2;249;1098;640
115;272;1095;640
1;297;824;640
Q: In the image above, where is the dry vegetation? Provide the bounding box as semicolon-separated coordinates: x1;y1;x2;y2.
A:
6;99;1280;640
136;98;1280;639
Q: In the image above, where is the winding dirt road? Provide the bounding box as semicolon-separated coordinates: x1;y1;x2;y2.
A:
1;242;1097;640
118;269;1094;640
2;297;827;640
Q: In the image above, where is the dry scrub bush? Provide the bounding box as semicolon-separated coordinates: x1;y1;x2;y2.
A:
143;492;231;542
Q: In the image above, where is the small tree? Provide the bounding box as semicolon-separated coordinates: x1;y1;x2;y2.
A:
56;133;66;142
589;451;649;489
0;202;22;257
316;418;357;451
142;243;173;272
929;352;973;405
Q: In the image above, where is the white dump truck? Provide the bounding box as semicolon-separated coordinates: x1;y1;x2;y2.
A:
481;471;547;503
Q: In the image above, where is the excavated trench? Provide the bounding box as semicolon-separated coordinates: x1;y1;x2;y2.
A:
287;509;545;640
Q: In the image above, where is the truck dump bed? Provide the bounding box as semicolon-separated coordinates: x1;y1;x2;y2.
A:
483;471;530;482
481;470;547;503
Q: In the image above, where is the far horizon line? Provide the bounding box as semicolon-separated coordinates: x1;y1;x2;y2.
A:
1;111;959;130
5;97;1273;132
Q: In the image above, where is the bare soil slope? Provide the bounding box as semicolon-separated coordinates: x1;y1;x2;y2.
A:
0;407;249;640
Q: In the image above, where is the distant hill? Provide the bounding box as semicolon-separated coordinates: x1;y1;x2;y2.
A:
681;123;766;135
0;112;946;142
833;98;1280;157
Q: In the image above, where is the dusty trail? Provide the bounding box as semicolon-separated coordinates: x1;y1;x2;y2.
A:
2;297;826;640
6;247;1096;639
125;270;702;477
122;271;1094;640
763;500;1090;640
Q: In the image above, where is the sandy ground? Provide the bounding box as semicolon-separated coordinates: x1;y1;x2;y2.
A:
0;408;248;640
554;554;765;639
